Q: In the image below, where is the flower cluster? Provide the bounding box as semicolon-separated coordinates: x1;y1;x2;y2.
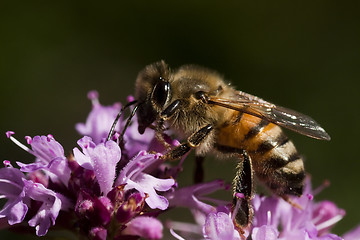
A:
1;90;359;240
166;178;360;240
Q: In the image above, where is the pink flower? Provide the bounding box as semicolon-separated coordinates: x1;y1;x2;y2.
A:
73;136;121;195
203;211;241;240
115;151;175;210
123;216;163;239
343;225;360;240
249;178;345;240
75;90;121;144
24;179;71;236
167;180;228;214
0;162;28;225
0;161;70;236
7;133;70;186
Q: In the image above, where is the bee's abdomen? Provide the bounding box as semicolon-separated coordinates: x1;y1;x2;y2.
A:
244;117;305;196
218;113;305;196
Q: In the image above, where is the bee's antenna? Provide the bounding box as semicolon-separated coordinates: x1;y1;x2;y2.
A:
107;100;138;141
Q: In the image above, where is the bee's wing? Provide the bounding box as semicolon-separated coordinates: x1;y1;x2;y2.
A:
209;91;330;140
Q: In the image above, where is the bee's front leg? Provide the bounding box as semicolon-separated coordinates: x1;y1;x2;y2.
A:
163;124;213;160
156;100;182;149
107;100;138;141
155;118;172;150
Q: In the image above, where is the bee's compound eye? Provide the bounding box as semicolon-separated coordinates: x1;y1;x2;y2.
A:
152;81;170;107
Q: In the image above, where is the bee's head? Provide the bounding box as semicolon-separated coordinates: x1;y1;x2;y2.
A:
135;60;172;134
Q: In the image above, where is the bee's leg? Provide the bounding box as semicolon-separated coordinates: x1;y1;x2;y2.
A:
107;100;138;141
163;124;213;160
194;155;205;183
119;103;139;141
155;118;171;149
156;100;182;149
232;150;254;229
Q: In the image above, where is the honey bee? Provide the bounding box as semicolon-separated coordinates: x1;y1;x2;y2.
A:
109;60;330;229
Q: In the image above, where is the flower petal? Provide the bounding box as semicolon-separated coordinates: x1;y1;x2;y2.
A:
31;135;65;161
203;211;240;240
318;234;343;240
124;174;174;210
0;198;28;225
75;91;121;144
343;224;360;240
116;151;174;210
313;200;345;235
167;180;226;214
137;174;174;208
252;195;281;228
73;147;93;170
16;135;70;186
252;225;279;240
91;141;121;195
0;167;28;225
72;137;121;195
123;216;163;240
23;180;70;236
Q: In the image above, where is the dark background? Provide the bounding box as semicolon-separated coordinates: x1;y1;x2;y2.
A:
1;1;359;239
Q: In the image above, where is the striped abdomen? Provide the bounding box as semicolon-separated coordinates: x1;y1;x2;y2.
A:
216;112;305;196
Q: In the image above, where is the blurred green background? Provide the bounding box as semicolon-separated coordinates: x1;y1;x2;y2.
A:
0;1;359;239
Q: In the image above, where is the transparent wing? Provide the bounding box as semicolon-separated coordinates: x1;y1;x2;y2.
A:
208;91;330;140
